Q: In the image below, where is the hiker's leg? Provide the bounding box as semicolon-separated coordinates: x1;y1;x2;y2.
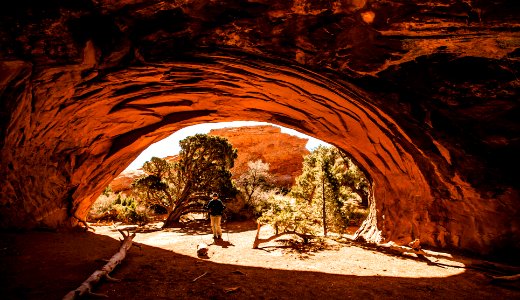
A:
216;215;222;237
210;216;217;237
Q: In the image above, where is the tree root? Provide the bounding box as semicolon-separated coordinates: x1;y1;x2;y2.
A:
63;230;136;300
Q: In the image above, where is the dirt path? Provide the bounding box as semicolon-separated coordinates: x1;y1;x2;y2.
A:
1;221;519;299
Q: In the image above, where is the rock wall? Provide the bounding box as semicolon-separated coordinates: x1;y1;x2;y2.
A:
109;169;145;195
209;125;310;188
0;0;518;257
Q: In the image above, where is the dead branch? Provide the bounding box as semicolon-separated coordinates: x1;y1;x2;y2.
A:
253;223;314;249
73;215;95;232
491;273;520;282
132;242;142;250
192;271;209;282
105;274;121;282
63;230;136;300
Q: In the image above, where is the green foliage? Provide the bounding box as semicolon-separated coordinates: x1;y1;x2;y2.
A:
175;134;238;197
290;146;370;233
236;160;272;209
132;134;238;226
112;195;149;224
257;193;318;235
132;158;174;211
343;204;370;226
89;192;150;225
102;186;113;197
256;146;370;236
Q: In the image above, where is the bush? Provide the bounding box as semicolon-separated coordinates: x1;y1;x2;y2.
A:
113;195;150;224
90;193;116;216
344;205;369;227
89;190;150;225
255;192;369;236
257;193;319;236
249;189;279;216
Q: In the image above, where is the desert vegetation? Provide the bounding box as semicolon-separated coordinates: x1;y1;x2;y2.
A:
89;134;369;237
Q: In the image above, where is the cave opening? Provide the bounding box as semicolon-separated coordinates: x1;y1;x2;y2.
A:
88;121;372;236
2;52;517;257
2;1;520;298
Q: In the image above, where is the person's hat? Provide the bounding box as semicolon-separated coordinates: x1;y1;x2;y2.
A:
212;193;218;197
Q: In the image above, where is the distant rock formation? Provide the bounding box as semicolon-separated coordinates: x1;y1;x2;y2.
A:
210;125;310;188
110;155;178;195
109;169;145;195
110;126;309;194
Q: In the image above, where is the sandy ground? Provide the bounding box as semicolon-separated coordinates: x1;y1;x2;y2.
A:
1;220;519;299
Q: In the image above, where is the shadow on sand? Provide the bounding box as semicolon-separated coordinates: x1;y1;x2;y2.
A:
1;229;519;300
166;219;257;236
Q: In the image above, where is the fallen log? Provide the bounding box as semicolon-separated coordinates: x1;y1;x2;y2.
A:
63;230;136;300
252;223;314;249
491;273;520;282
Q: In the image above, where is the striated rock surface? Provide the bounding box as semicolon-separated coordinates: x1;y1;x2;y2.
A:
0;0;518;258
210;125;310;188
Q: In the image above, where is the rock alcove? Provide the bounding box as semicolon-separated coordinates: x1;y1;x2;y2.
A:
0;0;518;258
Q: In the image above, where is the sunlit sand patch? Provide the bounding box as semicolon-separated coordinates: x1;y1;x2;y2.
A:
93;224;466;279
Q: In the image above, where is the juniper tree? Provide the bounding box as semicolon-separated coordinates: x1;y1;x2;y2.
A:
133;134;237;227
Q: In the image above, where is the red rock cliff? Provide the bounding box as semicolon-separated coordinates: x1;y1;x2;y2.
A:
210;126;310;188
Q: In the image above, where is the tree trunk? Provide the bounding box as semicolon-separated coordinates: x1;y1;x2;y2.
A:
322;176;327;237
162;209;184;228
162;183;192;228
162;199;190;228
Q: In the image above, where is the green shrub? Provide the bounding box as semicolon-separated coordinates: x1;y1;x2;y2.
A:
344;205;369;226
257;193;319;236
89;192;150;225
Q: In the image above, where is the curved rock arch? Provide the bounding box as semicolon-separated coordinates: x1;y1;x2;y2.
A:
1;0;519;257
0;50;498;254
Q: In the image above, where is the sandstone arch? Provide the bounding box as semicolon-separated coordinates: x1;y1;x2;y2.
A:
0;0;518;257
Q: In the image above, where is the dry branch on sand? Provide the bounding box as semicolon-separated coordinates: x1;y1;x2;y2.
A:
491;274;520;282
252;223;314;249
63;230;136;300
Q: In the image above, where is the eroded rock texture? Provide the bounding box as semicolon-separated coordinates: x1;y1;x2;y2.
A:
0;0;518;257
209;125;310;188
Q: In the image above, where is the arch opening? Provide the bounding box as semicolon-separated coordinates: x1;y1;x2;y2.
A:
93;121;371;232
0;52;515;256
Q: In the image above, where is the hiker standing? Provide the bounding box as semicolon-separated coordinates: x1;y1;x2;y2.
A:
206;193;225;240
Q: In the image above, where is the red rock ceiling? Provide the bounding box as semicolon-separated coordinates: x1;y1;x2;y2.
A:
0;0;518;257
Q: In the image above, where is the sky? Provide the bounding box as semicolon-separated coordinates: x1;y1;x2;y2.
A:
125;121;330;171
